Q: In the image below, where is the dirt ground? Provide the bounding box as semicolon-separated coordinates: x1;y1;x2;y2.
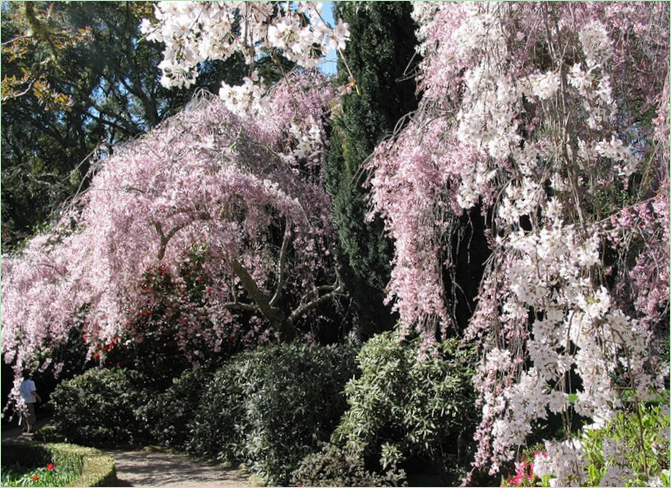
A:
105;448;253;487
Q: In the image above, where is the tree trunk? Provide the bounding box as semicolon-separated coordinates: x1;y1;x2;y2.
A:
228;256;297;341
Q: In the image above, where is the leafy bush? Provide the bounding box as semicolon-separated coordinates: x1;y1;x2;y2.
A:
137;368;210;450
187;343;358;485
49;368;148;446
332;331;478;485
579;403;670;487
292;441;406;487
186;359;245;461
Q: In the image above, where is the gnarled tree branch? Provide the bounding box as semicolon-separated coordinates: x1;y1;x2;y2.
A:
289;278;346;325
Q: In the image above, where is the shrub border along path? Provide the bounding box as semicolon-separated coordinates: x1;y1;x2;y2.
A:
1;440;117;487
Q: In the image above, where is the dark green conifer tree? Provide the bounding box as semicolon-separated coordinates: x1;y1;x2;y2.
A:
327;2;419;338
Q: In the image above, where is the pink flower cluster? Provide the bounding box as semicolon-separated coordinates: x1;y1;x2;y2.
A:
502;451;546;487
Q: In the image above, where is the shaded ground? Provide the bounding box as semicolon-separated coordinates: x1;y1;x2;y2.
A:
105;448;252;487
1;416;51;440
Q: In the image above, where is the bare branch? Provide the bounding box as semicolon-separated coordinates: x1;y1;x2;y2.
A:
223;301;257;313
229;256;286;326
153;220;188;260
289;279;346;324
269;220;291;308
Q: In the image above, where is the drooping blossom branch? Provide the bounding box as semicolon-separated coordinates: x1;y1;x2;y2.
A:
141;1;349;117
1;71;343;413
368;1;669;479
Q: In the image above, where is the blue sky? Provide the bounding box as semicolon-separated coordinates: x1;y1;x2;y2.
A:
317;1;338;76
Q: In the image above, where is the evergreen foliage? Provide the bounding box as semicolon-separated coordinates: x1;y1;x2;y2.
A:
49;368;149;446
291;441;406;487
326;2;419;337
137;368;210;450
186;343;358;485
332;330;479;484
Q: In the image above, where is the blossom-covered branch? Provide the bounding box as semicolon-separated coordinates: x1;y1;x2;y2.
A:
1;72;340;404
141;1;349;117
369;1;669;479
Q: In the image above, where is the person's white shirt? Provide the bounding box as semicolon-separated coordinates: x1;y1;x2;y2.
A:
19;379;37;404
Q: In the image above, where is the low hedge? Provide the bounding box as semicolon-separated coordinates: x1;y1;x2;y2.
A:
1;440;117;487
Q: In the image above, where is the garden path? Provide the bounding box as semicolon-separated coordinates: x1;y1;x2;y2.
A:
105;448;253;487
2;419;252;487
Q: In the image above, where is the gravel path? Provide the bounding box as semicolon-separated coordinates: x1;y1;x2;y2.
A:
104;448;253;487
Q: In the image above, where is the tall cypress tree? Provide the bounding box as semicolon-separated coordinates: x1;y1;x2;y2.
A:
327;2;419;338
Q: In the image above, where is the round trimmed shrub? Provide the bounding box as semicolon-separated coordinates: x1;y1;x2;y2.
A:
50;368;148;446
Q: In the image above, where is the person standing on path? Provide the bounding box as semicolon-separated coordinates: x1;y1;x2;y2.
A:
19;370;42;434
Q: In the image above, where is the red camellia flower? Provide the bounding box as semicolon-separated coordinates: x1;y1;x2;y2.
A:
33;476;39;481
47;463;55;470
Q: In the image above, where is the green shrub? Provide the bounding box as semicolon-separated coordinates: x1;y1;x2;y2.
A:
50;367;148;446
332;331;478;485
187;342;358;485
579;403;670;487
0;441;117;487
137;368;210;450
291;442;407;487
185;359;246;461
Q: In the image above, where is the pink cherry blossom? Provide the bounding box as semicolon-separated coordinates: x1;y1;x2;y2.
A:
2;72;342;416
